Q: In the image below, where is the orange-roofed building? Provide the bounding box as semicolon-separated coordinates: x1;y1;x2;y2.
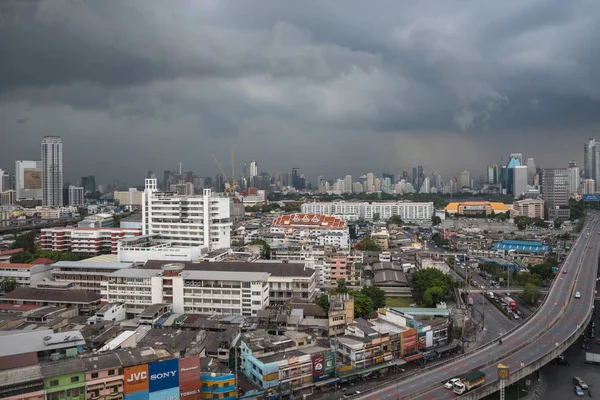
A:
0;263;53;294
270;213;350;249
445;201;509;216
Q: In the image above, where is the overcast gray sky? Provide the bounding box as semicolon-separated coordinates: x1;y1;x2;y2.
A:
1;0;599;186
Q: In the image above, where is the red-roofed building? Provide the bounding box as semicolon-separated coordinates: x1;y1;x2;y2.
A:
30;258;55;265
40;227;141;255
0;263;53;294
270;213;349;249
0;248;23;263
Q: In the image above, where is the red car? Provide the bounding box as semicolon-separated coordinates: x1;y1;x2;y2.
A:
563;269;568;274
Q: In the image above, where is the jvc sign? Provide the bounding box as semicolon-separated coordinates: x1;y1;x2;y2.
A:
148;359;179;392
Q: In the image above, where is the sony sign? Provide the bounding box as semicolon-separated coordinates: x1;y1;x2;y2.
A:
150;371;177;380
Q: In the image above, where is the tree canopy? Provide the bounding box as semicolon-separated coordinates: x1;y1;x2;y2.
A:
411;268;456;307
356;237;382;252
0;277;18;294
513;216;548;231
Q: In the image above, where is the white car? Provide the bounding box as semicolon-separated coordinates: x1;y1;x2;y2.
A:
445;378;460;389
575;291;581;299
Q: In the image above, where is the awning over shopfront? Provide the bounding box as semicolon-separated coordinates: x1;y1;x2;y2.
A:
403;353;423;362
338;359;406;380
314;377;341;387
433;339;460;354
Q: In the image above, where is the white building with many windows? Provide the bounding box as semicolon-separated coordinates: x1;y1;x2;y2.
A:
40;227;141;254
142;179;232;250
301;201;435;222
106;263;270;316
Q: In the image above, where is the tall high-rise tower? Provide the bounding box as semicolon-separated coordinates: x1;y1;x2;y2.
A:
41;136;63;206
567;161;581;195
584;138;595;180
249;159;258;178
526;158;536;185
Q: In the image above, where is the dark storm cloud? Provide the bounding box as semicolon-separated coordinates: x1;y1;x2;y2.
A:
1;0;600;184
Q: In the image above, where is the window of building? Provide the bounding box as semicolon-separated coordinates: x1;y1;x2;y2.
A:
108;369;115;376
70;376;79;383
50;380;59;387
91;372;99;379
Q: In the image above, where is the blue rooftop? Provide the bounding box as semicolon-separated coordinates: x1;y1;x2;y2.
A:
507;157;521;168
493;240;550;253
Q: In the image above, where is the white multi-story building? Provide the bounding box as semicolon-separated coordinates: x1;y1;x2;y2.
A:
0;262;53;293
15;160;42;201
68;185;84;207
51;261;134;301
40;227;140;254
106;263;270;316
301;201;434;222
41;136;63;207
142;179;232;250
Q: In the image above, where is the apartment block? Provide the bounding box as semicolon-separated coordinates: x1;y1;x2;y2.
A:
40;227;140;254
301;201;435;221
0;262;53;294
510;199;545;219
142;179;232;250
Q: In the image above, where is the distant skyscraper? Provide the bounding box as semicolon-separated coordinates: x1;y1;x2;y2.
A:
41;136;63;207
68;185;84;207
249;159;258;178
15;160;42;201
344;175;353;193
581;179;595;195
366;172;374;193
513;166;528;198
509;153;523;166
80;175;96;194
505;155;521;195
543;168;570;220
0;169;11;193
584;138;596;180
567;161;581;195
526;158;536;185
457;170;470;189
382;172;394;185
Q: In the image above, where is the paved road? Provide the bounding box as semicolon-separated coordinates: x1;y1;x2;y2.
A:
470;292;518;344
357;214;600;400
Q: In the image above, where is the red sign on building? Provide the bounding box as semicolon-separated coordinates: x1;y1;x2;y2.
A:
312;354;325;380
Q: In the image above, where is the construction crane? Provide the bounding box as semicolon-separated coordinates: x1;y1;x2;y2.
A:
211;149;236;196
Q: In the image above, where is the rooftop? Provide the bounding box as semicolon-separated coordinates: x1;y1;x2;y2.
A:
83;353;122;372
137;329;197;352
0;365;42;387
388;307;450;317
493;240;551;253
52;261;134;270
41;358;86;379
1;287;102;304
143;260;314;278
272;213;346;229
258;349;306;364
0;263;34;269
0;329;85;357
81;254;120;263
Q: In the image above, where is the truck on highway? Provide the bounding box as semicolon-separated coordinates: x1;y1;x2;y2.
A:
504;296;517;311
453;370;486;395
585;352;600;365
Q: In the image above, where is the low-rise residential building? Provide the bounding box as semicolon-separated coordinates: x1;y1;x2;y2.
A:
0;287;102;314
0;262;53;294
40;227;141;255
448;233;493;252
42;358;87;400
82;353;123;400
51;261;134;301
116;235;206;263
78;214;115;229
199;358;236;400
328;294;354;336
106;263;270;316
492;240;551;264
0;365;45;400
511;199;545;219
371;228;390;250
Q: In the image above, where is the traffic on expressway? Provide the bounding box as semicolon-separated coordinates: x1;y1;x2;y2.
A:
357;213;600;400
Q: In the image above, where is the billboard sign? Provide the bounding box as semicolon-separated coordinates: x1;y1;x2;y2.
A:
178;356;200;383
418;332;427;349
124;391;149;400
179;381;201;400
323;352;335;375
149;359;179;392
23;170;41;189
583;194;600;202
149;387;180;400
312;354;325;381
124;365;149;394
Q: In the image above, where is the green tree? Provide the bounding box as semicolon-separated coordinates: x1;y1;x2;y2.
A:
422;286;445;307
356;237;382;252
431;215;442;226
315;293;330;315
553;218;563;229
350;291;375;318
447;256;455;266
388;215;404;226
410;268;455;305
361;286;386;309
0;277;18;294
13;231;37;253
521;283;541;305
335;278;349;294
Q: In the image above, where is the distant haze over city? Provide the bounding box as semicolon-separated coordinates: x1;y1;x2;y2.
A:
1;0;600;186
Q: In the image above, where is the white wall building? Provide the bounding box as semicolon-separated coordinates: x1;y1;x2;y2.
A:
513;165;528;199
68;185;84;207
40;227;140;254
15;160;42;201
270;213;350;249
0;262;53;293
114;188;143;209
301;201;435;222
142;179;232;250
117;235;206;263
41;136;63;207
106;264;270;316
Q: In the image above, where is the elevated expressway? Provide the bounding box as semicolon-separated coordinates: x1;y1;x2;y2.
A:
358;213;600;399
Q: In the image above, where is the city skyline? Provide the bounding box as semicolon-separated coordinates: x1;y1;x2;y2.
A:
1;1;599;185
